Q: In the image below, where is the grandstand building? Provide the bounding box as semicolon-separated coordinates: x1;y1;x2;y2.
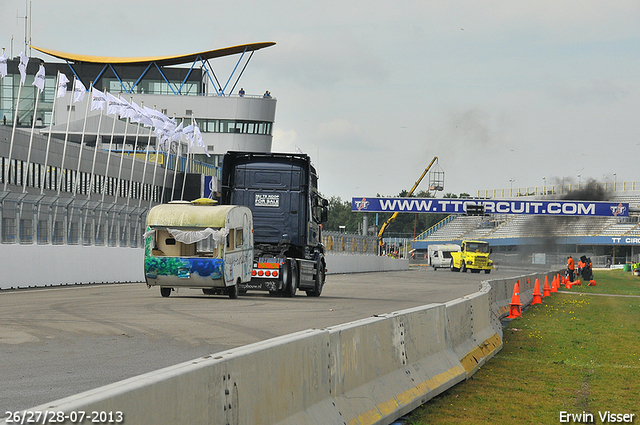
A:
412;188;640;267
0;43;276;288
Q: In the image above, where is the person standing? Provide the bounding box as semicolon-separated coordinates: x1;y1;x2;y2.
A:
567;255;575;282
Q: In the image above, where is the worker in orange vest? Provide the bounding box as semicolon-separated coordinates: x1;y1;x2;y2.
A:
567;255;575;282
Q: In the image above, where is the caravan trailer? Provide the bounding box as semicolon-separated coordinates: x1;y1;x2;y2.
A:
144;199;253;299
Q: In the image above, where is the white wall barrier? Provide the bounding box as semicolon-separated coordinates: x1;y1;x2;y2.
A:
0;248;406;290
325;253;409;274
0;245;144;290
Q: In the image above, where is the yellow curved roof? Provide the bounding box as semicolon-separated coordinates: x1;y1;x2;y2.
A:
31;42;276;66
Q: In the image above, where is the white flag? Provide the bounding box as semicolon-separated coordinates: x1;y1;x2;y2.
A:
106;92;125;116
91;87;106;111
155;127;171;152
131;101;153;127
0;52;7;79
56;73;70;98
18;51;29;84
183;124;195;150
119;97;136;119
32;64;46;92
193;122;209;157
74;79;87;103
143;106;169;129
170;121;184;142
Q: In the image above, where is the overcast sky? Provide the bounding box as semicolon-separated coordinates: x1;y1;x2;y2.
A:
2;1;639;201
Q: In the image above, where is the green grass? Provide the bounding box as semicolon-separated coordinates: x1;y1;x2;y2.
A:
407;270;640;424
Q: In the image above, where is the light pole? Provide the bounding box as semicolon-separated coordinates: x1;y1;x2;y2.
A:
509;178;515;197
614;173;617;191
578;174;581;188
542;177;546;195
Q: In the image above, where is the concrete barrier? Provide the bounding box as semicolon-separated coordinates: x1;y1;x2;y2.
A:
0;245;144;289
325;253;409;274
5;270;562;425
0;247;407;290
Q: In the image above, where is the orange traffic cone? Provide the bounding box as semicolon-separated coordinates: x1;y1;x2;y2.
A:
551;275;558;293
543;276;551;297
588;280;597;286
532;278;542;305
506;281;522;319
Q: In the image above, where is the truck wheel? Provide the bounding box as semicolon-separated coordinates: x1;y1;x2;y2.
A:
284;260;298;297
160;287;172;297
484;269;491;274
460;263;467;273
228;281;239;299
450;263;459;272
306;261;324;297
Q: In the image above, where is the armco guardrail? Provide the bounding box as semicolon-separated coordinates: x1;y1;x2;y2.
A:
5;270;561;425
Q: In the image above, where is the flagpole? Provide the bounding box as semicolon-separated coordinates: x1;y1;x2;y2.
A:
180;114;194;200
161;114;177;204
171;140;181;202
56;77;77;195
110;94;131;246
4;74;24;192
148;106;162;208
137;102;153;210
83;89;105;244
112;94;130;206
72;82;93;196
97;97;119;243
22;65;44;193
40;71;62;195
87;90;104;199
126;120;141;207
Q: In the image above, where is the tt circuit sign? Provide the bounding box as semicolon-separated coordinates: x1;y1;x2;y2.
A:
351;198;629;218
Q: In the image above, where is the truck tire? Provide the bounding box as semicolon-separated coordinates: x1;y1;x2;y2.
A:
306;261;324;297
484;269;491;274
160;287;172;297
460;263;467;273
228;280;239;299
450;263;459;272
284;260;298;297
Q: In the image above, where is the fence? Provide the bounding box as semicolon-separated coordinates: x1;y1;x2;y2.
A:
322;231;378;255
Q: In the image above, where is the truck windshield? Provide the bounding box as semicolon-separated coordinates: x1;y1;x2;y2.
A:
466;242;489;253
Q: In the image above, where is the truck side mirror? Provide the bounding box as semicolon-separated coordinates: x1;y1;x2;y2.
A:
320;207;328;223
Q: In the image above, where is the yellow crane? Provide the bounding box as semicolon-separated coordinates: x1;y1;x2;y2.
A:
377;156;441;246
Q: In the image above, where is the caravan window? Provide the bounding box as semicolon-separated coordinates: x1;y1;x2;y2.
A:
227;229;235;251
236;228;243;247
152;228;220;258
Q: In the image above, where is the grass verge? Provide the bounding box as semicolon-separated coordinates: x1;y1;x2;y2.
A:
407;269;640;424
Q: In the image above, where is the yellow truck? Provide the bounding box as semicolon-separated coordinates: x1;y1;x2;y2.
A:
450;240;493;274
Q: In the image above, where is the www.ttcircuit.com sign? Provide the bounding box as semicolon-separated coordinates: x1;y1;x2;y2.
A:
351;198;629;217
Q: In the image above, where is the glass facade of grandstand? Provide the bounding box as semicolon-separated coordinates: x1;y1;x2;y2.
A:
0;69;272;137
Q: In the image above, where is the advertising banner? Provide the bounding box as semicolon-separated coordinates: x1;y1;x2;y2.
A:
351;197;628;217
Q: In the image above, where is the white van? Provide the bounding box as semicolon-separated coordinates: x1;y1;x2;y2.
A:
427;244;461;270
